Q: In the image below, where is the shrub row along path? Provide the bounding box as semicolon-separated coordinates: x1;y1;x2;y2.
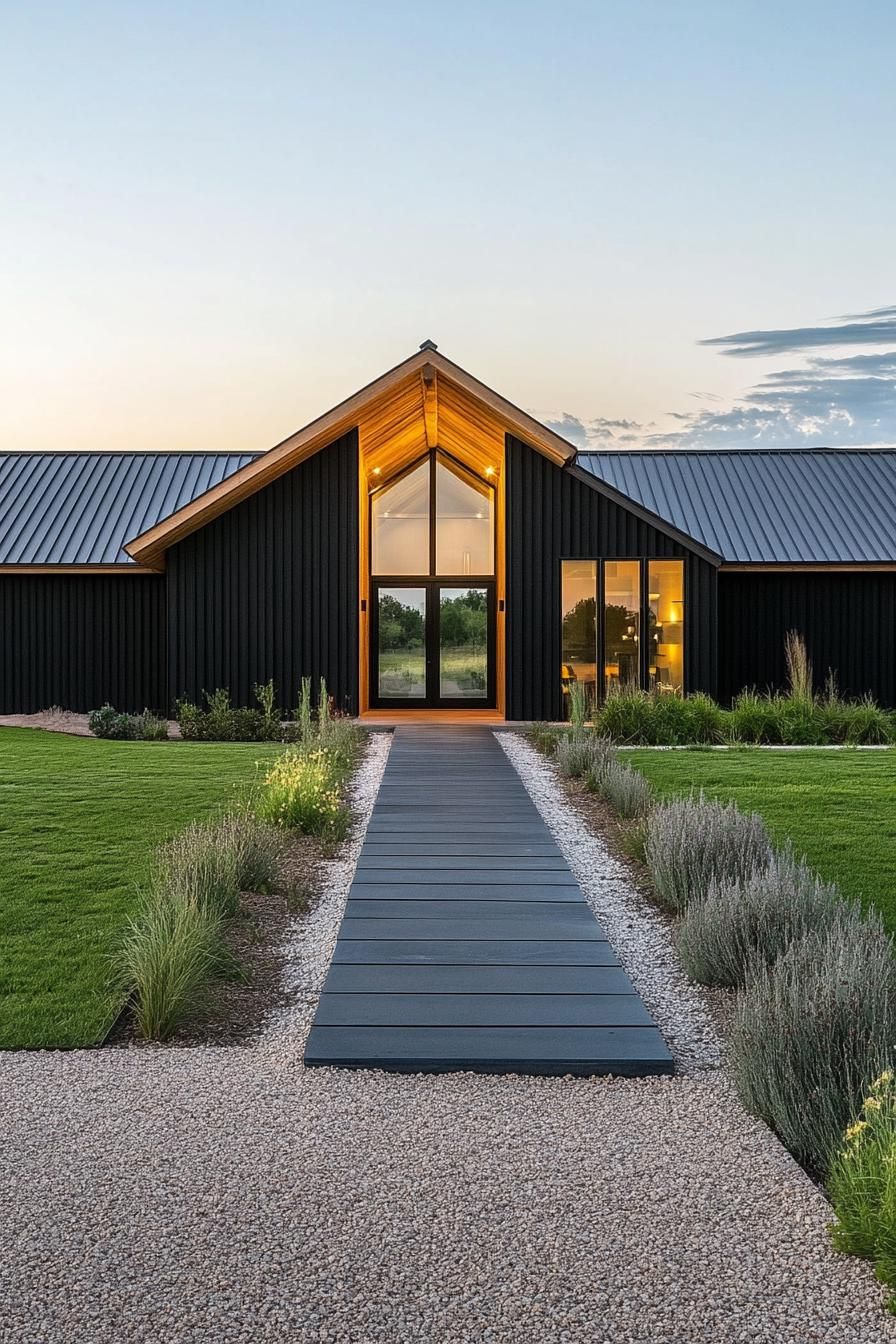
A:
3;729;895;1341
304;725;672;1075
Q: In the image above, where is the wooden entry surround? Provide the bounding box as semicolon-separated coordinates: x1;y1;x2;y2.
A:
357;358;507;716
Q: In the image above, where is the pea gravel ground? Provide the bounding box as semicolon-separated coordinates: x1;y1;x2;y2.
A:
1;732;894;1343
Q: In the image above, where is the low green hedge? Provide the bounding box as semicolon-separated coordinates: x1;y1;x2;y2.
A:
88;704;169;741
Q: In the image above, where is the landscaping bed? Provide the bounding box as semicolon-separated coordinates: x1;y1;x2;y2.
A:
524;721;896;1312
108;836;321;1048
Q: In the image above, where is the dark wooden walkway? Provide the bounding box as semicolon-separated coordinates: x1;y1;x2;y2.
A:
304;727;673;1076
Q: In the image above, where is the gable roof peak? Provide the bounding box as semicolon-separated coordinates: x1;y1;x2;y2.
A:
124;346;578;568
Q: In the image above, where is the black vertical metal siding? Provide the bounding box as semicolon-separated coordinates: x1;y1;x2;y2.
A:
0;574;166;713
167;430;359;713
718;571;896;706
505;436;718;720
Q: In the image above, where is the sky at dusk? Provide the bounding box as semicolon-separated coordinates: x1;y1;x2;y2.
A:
1;1;895;454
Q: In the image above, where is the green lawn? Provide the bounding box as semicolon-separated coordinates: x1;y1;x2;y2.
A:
624;748;896;931
0;729;281;1049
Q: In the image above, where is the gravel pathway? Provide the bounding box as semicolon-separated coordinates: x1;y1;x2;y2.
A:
2;729;894;1342
2;1056;893;1343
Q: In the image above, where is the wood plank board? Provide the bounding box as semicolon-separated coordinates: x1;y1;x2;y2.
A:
344;899;588;921
331;938;622;966
314;993;654;1028
321;964;637;994
355;855;568;871
304;1025;673;1076
342;883;585;903
351;869;579;886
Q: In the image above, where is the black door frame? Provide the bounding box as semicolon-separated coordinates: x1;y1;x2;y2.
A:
370;578;496;709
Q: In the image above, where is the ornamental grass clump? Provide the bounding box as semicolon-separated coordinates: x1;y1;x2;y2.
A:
215;810;284;894
529;722;561;755
323;714;363;772
255;748;349;838
644;792;772;913
820;694;893;746
594;758;653;819
566;680;592;733
121;888;224;1041
296;676;313;747
829;1071;896;1305
594;687;723;745
555;731;615;780
134;708;169;741
731;905;896;1174
595;685;654;744
784;628;813;701
153;818;242;917
121;811;286;1040
676;846;840;988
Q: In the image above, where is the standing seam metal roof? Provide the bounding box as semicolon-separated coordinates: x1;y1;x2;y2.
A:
576;449;896;564
2;446;896;568
0;453;258;565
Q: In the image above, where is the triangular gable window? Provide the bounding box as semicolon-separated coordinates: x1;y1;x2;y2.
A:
370;450;495;577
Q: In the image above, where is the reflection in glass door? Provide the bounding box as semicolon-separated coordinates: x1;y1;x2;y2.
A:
372;582;494;708
439;587;489;700
376;587;427;700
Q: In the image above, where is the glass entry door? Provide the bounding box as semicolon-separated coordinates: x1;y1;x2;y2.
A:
373;586;428;702
372;582;495;708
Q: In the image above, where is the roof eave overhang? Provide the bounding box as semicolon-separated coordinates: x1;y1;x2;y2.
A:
124;348;577;568
564;461;723;566
720;561;896;572
0;562;159;574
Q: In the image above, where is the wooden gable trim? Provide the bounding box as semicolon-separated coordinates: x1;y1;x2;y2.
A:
124;348;576;566
422;364;438;448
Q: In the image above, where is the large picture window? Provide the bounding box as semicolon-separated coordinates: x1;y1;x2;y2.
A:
560;558;685;711
371;458;430;576
561;561;597;711
604;560;641;696
371;450;495;577
648;559;684;693
435;458;494;575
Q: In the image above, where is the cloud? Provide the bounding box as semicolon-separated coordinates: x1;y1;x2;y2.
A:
542;413;645;448
540;413;590;447
763;350;896;381
835;305;896;321
644;350;896;448
554;304;896;451
698;301;896;358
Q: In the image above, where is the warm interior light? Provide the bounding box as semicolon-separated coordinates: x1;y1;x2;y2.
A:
485;466;495;477
372;466;382;475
